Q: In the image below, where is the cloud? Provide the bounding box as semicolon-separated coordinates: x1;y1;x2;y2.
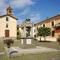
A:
29;13;41;23
17;7;31;18
20;8;30;15
17;19;23;25
17;11;41;24
10;0;34;8
17;7;41;24
0;0;8;15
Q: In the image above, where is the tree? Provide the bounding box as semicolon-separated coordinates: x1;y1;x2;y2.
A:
37;27;51;41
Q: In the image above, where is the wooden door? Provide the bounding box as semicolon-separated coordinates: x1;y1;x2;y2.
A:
5;30;9;37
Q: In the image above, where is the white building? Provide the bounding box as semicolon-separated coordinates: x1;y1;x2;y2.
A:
0;6;17;39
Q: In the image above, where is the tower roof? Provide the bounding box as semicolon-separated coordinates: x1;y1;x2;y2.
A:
0;6;18;20
7;6;13;11
7;6;13;15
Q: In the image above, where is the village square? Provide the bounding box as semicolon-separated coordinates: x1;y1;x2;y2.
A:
0;0;60;60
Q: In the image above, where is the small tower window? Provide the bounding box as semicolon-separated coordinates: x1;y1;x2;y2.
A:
6;24;8;28
6;17;8;21
9;10;12;13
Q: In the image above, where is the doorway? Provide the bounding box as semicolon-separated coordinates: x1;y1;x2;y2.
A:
5;30;9;37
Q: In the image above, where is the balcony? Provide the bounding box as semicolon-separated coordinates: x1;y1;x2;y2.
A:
54;23;60;28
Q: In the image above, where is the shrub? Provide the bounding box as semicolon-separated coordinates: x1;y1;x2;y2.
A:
4;39;14;48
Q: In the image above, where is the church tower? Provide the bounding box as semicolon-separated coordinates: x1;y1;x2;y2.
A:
7;6;13;16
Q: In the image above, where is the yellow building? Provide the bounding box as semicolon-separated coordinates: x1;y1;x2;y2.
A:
0;6;17;39
34;14;60;41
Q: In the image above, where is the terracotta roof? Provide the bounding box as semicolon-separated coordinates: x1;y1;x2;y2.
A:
34;14;60;26
0;15;18;20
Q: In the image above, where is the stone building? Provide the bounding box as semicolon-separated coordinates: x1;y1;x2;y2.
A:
0;6;17;39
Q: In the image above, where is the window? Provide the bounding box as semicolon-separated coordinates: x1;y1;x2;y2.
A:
6;24;8;28
52;31;55;37
43;24;45;27
51;21;54;26
34;35;36;38
17;32;19;35
17;27;19;30
34;29;36;32
6;17;8;21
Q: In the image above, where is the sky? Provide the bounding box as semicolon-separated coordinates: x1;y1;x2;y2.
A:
0;0;60;24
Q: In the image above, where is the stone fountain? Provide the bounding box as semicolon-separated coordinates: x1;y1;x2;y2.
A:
19;19;35;48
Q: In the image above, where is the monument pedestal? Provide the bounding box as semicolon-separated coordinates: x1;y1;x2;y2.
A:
20;37;35;49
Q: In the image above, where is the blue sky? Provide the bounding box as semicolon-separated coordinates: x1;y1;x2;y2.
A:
0;0;60;24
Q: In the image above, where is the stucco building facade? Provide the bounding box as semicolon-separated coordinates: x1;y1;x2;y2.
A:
34;14;60;41
0;6;17;39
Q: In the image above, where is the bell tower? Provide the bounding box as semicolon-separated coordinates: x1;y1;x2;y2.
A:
7;6;13;15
